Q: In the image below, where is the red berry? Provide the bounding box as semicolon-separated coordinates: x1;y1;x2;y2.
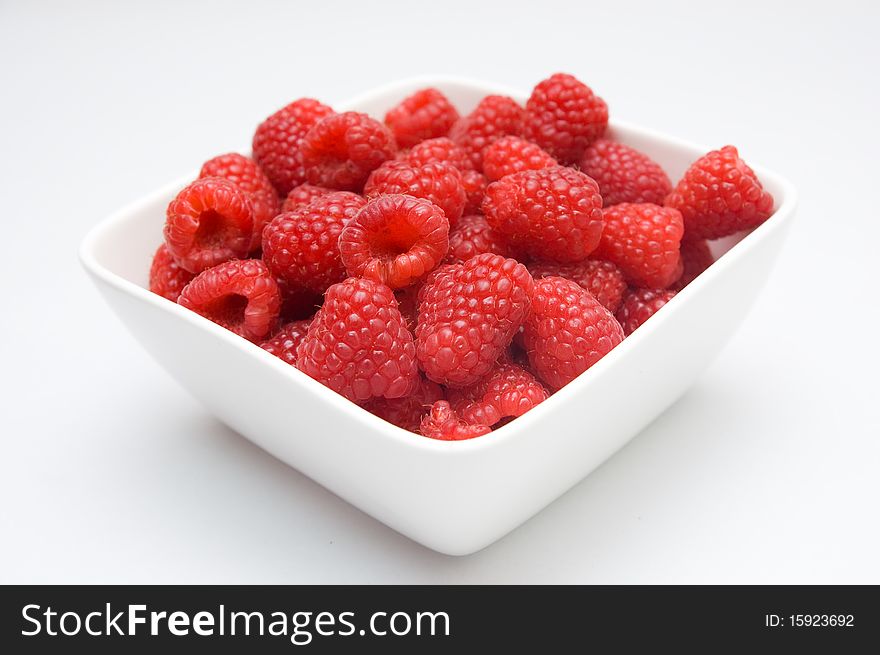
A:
528;259;627;313
164;177;253;274
482;166;604;263
446;213;518;264
594;203;684;289
259;319;312;366
523;276;624;389
149;244;194;302
420;401;491;441
524;73;608;164
301;111;397;191
252;98;334;195
416;254;534;387
450;95;525;169
338;194;449;290
199;153;280;252
281;184;333;212
364;160;465;226
404;137;475;171
482;136;557;182
262;191;366;294
384;88;460;149
578;139;672;206
364;376;445;433
178;259;281;342
461;169;488;214
671;239;714;290
665;145;774;239
447;361;548;427
296;277;418;402
616;288;677;335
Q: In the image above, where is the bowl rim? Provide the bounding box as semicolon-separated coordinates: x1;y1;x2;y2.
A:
79;75;798;457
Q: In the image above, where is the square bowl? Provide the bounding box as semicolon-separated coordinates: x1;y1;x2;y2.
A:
80;77;797;555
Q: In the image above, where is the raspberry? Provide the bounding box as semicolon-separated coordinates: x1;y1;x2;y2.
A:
482;166;604;263
616;288;677;335
149;244;194;302
446;213;518;264
461;169;488;214
281;184;333;212
416;254;534;387
262;191;366;294
199;153;280;251
523;276;624;389
178;259;281;342
164;177;253;274
665;145;774;239
364;160;466;226
364;376;445;433
338;194;449;290
578;139;672;206
296;277;418;402
528;259;627;313
259;319;312;366
420;401;491;441
404;137;474;171
450;95;525;169
384;88;460;149
301;111;397;191
524;73;608;164
672;239;714;290
252;98;334;195
482;136;557;182
447;361;548;427
593;203;684;288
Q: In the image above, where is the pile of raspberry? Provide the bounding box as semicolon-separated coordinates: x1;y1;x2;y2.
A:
150;73;774;441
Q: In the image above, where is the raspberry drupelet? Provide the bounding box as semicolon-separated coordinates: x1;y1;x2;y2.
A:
616;288;677;335
420;401;491;440
149;244;195;302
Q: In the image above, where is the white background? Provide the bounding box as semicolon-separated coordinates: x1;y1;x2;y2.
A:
1;0;878;583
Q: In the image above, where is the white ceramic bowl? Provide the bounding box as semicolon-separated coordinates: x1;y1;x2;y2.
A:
80;77;797;555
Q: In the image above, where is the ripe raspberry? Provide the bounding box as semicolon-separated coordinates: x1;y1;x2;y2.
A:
296;277;418;402
416;254;534;387
164;177;253;274
364;376;445;433
404;137;475;171
338;194;449;290
259;319;312;366
199;153;280;251
420;401;491;441
482;136;557;182
301;111;397;191
149;244;195;302
262;192;366;294
578;139;672;206
665;145;774;239
446;213;518;264
450;95;525;169
523;276;624;389
672;239;714;291
364;160;465;226
384;88;460;149
594;203;684;288
482;166;604;263
461;169;488;214
252;98;334;195
281;184;333;212
178;259;281;342
616;288;677;335
447;361;548;427
528;259;627;313
524;73;608;164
